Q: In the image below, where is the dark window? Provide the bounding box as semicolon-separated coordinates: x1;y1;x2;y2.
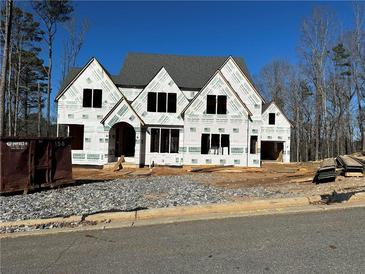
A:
150;128;160;152
147;92;157;112
250;136;258;154
69;125;84;150
160;129;170;153
167;93;177;113
201;133;230;155
158;93;167;112
217;95;227;114
201;134;210;154
207;95;216;114
211;134;220;154
221;134;230;155
269;113;276;125
170;129;179;153
93;89;102;108
150;128;180;153
83;89;92;107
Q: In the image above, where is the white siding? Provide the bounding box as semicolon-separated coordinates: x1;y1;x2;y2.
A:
131;68;189;126
261;103;291;163
119;87;142;102
57;58;123;165
184;72;250;166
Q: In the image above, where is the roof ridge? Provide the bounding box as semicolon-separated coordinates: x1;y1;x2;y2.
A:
125;52;233;59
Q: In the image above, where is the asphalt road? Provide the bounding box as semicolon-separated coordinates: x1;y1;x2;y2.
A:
1;207;365;274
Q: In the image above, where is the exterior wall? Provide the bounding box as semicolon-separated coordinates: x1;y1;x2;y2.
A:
261;103;291;163
181;89;199;100
57;59;123;165
220;58;264;166
183;72;251;166
131;68;189;126
119;87;142;102
102;99;143;166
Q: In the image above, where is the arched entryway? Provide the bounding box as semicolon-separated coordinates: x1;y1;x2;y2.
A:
109;122;136;160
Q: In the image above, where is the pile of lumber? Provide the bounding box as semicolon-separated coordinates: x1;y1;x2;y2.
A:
313;158;337;184
350;155;365;166
337;155;364;177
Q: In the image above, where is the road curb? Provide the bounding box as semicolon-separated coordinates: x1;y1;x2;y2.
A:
3;193;365;235
1;195;365;238
1;195;321;230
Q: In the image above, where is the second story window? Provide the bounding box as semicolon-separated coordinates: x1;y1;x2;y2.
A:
269;113;276;125
206;95;227;114
147;92;176;113
83;89;102;108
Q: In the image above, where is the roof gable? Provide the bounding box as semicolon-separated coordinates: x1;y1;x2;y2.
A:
101;98;144;128
262;101;292;127
131;67;189;126
183;70;252;118
55;57;121;102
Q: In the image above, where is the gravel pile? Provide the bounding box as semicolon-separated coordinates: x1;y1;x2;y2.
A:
0;174;291;223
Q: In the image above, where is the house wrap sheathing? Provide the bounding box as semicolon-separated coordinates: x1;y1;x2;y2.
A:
56;53;291;167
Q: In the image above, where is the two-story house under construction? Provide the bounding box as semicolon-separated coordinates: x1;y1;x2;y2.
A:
56;53;292;167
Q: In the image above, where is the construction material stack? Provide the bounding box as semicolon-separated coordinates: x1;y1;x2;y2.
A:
337;155;364;177
313;158;337;184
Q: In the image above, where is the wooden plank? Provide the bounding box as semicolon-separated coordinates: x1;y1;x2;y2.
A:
345;172;364;177
113;155;125;172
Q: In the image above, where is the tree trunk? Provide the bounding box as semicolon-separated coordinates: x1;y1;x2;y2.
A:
13;50;21;136
0;0;13;137
38;83;41;137
47;39;52;136
7;46;12;136
295;107;300;162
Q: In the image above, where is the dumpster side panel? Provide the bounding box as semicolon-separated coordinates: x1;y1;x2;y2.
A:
0;140;30;192
52;139;73;182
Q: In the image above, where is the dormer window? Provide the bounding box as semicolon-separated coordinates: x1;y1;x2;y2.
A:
147;92;176;113
83;89;102;108
206;95;227;114
269;113;276;125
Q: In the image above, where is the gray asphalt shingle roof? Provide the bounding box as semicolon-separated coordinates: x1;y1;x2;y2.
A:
58;67;82;96
114;52;256;90
57;53;263;100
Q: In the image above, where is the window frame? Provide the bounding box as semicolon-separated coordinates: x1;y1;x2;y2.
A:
147;92;177;113
150;128;180;154
250;135;258;154
206;95;227;114
269;113;276;125
201;133;230;155
82;88;103;108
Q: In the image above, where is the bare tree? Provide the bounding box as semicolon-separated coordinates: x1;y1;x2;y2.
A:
32;0;73;136
0;0;12;137
351;2;365;151
300;7;334;160
61;16;88;82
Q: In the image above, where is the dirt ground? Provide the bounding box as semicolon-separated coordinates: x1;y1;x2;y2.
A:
73;162;319;186
72;162;365;198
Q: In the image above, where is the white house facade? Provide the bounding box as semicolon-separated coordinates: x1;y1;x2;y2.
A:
56;53;291;167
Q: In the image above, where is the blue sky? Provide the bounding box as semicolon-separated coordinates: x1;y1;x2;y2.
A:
23;1;356;108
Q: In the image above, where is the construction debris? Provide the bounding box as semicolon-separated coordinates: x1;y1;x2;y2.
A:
188;165;234;173
350;156;365;166
113;155;125;172
313;158;337;184
337;155;364;177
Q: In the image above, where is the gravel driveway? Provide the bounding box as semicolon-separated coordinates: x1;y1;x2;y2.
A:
0;174;290;222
